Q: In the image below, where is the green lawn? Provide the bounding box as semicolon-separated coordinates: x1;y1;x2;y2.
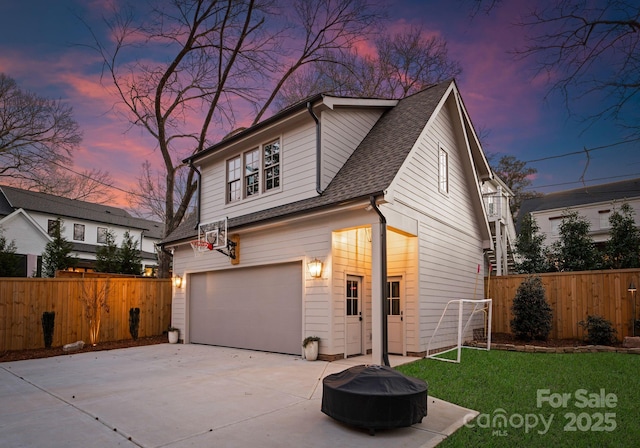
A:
396;349;640;448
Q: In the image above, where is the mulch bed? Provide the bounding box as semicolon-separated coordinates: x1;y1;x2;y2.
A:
491;332;590;348
0;335;167;363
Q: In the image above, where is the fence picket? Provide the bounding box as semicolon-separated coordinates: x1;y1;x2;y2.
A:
486;269;640;341
0;278;171;351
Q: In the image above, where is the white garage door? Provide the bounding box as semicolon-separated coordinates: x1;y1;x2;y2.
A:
189;262;302;355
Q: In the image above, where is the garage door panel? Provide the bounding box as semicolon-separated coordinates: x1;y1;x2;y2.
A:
189;262;302;355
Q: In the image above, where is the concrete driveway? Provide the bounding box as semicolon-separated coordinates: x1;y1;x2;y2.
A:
0;344;477;447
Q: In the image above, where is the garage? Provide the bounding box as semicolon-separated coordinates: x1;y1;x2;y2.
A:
188;262;303;355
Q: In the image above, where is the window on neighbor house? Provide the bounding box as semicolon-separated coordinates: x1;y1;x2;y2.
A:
599;210;611;230
226;138;281;203
439;146;449;194
47;219;60;237
550;218;561;236
97;227;108;244
73;224;85;241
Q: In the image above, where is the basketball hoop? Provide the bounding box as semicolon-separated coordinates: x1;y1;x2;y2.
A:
190;240;213;257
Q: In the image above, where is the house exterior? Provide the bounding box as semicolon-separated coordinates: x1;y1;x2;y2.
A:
518;178;640;249
482;175;517;275
161;80;494;362
0;186;163;276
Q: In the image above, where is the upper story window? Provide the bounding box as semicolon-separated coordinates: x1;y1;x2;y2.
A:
47;219;60;237
227;156;242;203
550;217;561;236
264;140;280;191
73;224;85;241
97;227;108;244
226;138;281;204
439;146;449;194
599;210;611;230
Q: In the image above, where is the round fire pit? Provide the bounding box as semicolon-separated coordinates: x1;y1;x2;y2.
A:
321;364;428;434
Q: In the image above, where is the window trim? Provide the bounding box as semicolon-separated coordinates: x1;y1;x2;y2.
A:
225;137;282;204
73;223;85;241
438;144;449;195
97;227;108;244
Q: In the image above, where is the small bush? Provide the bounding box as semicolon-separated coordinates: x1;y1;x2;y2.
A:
579;315;617;345
510;276;553;341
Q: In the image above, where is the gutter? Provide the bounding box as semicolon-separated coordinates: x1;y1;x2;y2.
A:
189;161;202;229
307;101;323;195
370;195;390;367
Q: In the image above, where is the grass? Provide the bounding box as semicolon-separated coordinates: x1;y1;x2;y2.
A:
396;349;640;448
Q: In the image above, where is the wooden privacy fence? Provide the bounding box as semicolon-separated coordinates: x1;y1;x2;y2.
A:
0;278;172;351
486;269;640;341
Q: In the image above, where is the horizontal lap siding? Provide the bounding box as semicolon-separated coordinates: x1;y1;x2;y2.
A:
389;96;485;351
172;215;347;347
321;109;383;190
199;123;317;223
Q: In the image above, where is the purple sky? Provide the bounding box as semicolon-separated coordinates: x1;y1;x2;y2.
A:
1;0;638;207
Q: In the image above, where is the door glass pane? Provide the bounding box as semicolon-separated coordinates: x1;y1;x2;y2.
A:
347;280;358;315
387;281;400;315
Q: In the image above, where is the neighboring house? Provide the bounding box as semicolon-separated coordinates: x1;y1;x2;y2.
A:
0;186;163;276
481;175;517;275
161;79;494;362
518;178;640;249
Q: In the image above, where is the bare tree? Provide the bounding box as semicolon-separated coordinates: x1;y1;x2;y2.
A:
12;166;115;204
90;0;382;276
515;0;640;132
276;25;462;107
0;73;82;182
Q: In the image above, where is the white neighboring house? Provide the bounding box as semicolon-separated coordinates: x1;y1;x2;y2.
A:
481;175;517;275
0;186;163;276
518;178;640;250
161;80;494;362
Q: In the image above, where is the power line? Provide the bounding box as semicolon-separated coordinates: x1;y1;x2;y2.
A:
525;172;640;191
523;138;640;164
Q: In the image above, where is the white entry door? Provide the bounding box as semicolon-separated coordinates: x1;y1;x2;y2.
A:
387;277;403;354
346;276;362;356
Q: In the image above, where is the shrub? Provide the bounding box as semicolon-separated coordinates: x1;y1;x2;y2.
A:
510;276;553;341
578;315;617;345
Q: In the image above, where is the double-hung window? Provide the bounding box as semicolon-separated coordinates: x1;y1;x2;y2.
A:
264;140;280;191
227;156;242;203
226;138;281;203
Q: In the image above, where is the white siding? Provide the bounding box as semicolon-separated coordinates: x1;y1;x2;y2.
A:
532;198;640;247
321;108;383;190
386;94;486;352
199;122;318;224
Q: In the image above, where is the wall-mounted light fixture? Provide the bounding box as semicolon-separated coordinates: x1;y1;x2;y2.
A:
308;258;323;278
173;275;183;289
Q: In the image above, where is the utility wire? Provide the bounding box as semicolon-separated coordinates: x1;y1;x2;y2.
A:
523;138;640;164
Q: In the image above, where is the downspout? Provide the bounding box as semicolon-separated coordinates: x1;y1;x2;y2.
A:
307;102;323;195
370;195;390;367
189;161;202;229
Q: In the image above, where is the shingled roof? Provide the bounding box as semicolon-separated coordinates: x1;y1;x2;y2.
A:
163;80;454;245
0;185;164;239
519;178;640;217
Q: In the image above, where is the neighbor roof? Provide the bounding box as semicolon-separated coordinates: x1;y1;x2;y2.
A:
164;80;459;245
0;185;164;239
519;178;640;219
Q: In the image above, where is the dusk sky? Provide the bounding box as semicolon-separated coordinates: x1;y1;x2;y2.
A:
1;0;638;208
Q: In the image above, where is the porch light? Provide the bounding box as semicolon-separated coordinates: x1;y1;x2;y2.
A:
173;275;183;288
308;258;323;278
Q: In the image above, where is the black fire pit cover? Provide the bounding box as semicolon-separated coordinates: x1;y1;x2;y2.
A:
321;364;427;432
